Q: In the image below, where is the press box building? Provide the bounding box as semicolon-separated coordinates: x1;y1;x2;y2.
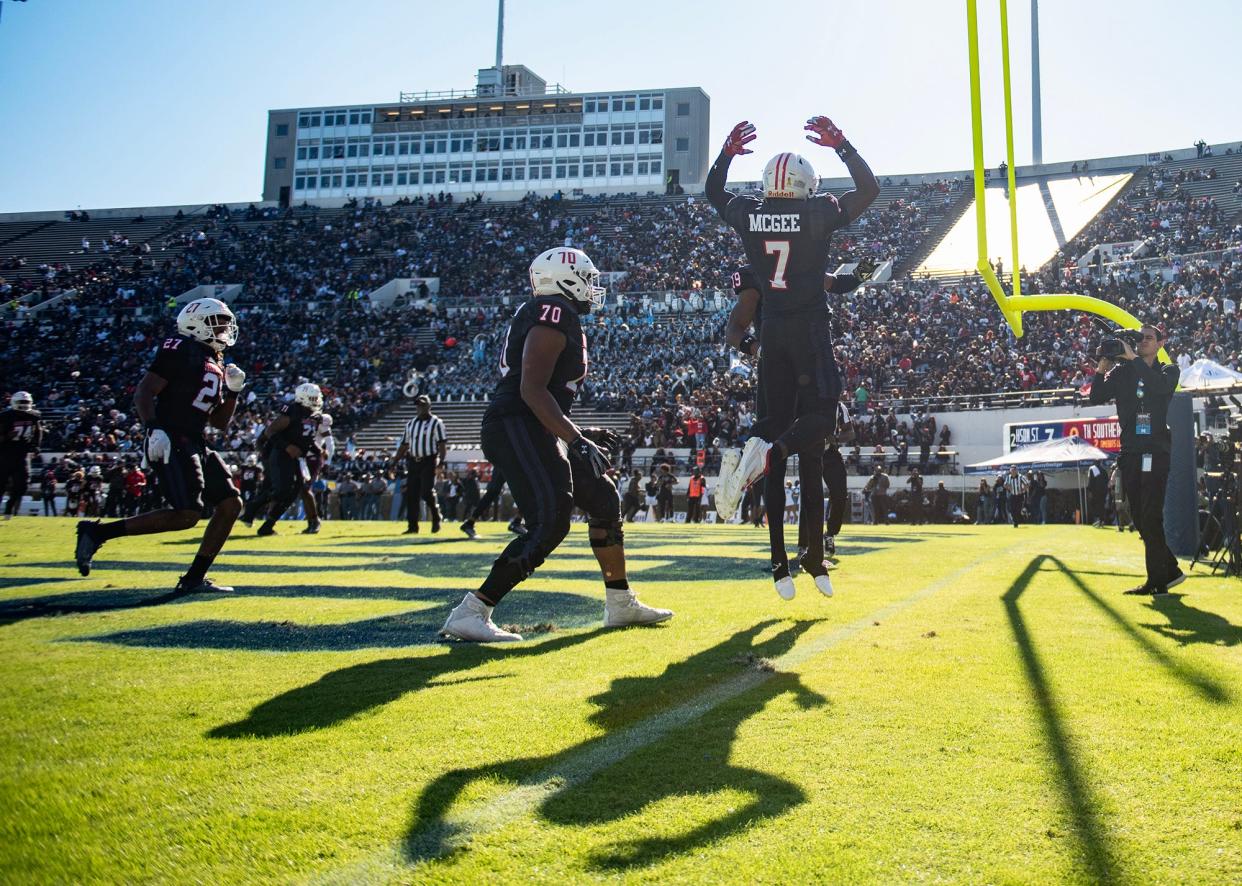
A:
262;65;709;206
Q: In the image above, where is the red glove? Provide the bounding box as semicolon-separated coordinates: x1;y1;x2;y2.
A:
804;116;846;149
723;121;757;157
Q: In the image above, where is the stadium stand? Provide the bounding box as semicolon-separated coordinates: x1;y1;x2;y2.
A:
3;142;1242;517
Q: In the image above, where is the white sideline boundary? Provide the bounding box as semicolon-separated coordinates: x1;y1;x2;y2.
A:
313;547;1009;885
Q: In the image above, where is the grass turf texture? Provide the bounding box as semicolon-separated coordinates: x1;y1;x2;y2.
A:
1;517;1240;884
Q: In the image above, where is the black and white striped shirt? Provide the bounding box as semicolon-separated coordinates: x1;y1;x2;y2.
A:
402;414;446;458
1003;473;1029;497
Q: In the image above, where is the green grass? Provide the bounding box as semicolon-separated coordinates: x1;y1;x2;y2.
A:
1;516;1240;884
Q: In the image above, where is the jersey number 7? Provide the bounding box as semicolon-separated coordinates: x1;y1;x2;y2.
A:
764;240;790;290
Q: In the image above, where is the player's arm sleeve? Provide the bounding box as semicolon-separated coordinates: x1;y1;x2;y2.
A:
704;150;735;215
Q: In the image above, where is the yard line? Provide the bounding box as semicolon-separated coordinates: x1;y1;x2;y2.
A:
313;544;1017;886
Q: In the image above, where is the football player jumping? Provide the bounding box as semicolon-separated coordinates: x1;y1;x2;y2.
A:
242;382;326;536
707;116;878;600
74;298;246;593
439;247;673;642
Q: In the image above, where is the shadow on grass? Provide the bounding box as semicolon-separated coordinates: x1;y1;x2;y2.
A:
405;619;824;871
208;626;612;738
1045;556;1230;704
1003;556;1120;884
0;587;200;627
82;589;601;653
1139;593;1242;648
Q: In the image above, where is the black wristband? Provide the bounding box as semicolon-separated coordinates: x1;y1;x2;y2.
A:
738;334;758;356
835;140;858;161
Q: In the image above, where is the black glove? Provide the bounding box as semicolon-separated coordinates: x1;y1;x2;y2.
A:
569;435;611;478
580;426;620;452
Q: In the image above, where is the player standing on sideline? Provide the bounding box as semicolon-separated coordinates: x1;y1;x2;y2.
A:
74;298;246;592
300;412;334;530
0;392;44;516
439;247;673;642
242;383;325;536
458;466;526;539
707;117;878;599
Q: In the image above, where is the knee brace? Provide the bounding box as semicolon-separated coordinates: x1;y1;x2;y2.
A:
588;518;624;548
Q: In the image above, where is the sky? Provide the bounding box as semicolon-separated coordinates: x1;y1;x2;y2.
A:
1;0;1240;213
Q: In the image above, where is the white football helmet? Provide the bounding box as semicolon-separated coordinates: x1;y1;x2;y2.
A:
319;413;333;429
295;383;323;413
10;391;34;412
177;298;238;352
529;247;605;309
245;453;258;466
763;152;818;200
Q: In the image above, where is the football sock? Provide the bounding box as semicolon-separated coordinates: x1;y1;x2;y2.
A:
772;561;791;581
605;579;629;591
96;520;128;542
183;554;213;585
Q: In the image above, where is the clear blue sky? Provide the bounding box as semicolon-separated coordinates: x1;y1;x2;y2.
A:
1;0;1239;213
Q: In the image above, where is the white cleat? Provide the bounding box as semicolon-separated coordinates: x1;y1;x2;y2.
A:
714;448;742;520
440;594;523;642
605;588;674;627
813;573;834;597
775;576;797;601
735;436;773;492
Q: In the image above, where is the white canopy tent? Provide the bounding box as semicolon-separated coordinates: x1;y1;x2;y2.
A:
1178;358;1242;391
967;436;1112;523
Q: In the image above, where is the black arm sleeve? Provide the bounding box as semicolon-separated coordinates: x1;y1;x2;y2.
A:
705;150;735;215
1088;369;1115;405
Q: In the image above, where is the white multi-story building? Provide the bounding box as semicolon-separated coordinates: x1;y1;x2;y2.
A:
262;65;709;206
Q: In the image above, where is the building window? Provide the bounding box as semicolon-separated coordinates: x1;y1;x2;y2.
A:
397;172;407;186
275;123;289;137
624;130;634;145
295;176;305;189
610;162;621;177
273;157;287;169
349;112;360;125
296;147;307;160
639;97;650;111
584;98;596;113
611;130;622;146
622;161;633;175
361;111;372;124
308;146;319;159
676;102;690;117
625;98;635;111
345;174;355;187
638;161;648;175
653;97;663;110
556;164;566;178
304;175;316;188
675;137;689;152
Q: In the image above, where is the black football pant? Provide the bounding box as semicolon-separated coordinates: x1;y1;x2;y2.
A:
405;456;440;529
799;445;848;547
245;452;302;525
1119;451;1179;587
475;416;620;606
1008;493;1024;527
757;314;841;575
0;457;30;516
468;469;507;522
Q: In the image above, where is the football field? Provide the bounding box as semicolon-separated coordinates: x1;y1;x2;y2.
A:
1;518;1240;883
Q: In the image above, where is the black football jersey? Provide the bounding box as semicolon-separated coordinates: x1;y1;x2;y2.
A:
0;408;43;456
239;466;262;491
148;336;225;438
721;193;846;318
487;295;588;420
272;402;320;455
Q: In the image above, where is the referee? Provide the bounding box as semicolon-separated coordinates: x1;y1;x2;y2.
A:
1003;465;1029;528
395;395;446;534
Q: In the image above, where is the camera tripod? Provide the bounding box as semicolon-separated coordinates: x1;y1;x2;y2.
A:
1189;469;1242;577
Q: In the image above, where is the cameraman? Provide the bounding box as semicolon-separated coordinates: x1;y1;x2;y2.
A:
1088;325;1183;594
